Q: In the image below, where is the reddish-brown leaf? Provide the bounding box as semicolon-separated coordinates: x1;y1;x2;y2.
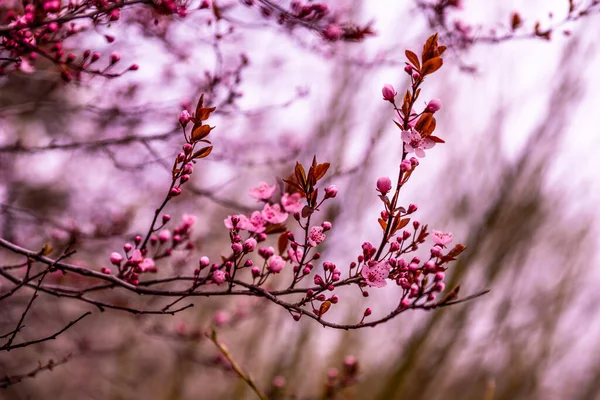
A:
278;233;288;255
191;124;213;141
282;179;304;194
195;94;205;113
313;163;330;181
422;33;439;62
197;106;216;121
295;162;307;188
405;50;420;70
421;57;443;76
415;113;434;134
447;244;467;258
319;300;332;317
428;135;445;143
378;218;387;231
265;224;286;234
301;206;313;219
192;146;213;159
511;12;522;30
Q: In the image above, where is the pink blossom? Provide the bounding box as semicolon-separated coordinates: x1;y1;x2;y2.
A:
212;270;226;284
307;226;326;247
382;84;396;102
281;192;304;213
431;230;453;246
401;129;436;158
139;257;155;272
261;203;288;224
181;214;197;230
247;211;267;233
130;249;143;263
361;261;390;288
249;182;276;201
267;255;286;273
213;311;229;326
376;176;392;194
288;247;303;263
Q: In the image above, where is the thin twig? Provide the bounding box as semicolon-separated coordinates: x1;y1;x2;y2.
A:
209;328;268;400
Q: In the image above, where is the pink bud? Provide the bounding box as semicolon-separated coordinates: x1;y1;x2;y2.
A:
321;221;332;231
200;0;210;8
129;64;139;71
243;238;257;252
364;307;372;316
110;252;123;265
91;52;100;62
101;267;111;274
179;110;191;126
425;99;442;113
376;176;392;194
199;256;210;268
407;204;418;213
110;52;120;64
324;185;338;199
400;160;412;172
109;8;120;21
169;187;182;197
381;84;396;102
323;23;342;41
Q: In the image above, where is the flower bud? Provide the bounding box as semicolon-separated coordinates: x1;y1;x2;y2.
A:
425;99;442;113
110;52;120;64
381;84;396;102
324;185;338;199
179;110;191;126
376;176;392;194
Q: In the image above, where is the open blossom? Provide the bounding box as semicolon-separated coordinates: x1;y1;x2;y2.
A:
281;192;304;213
248;211;267;233
288;247;303;264
249;182;276;201
262;203;288;224
361;261;390;288
179;214;197;234
401;129;436;158
308;226;326;247
432;230;453;246
267;255;286;273
212;270;226;284
139;257;155;272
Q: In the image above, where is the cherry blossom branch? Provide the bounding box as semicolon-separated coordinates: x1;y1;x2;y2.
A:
0;355;73;389
1;312;91;351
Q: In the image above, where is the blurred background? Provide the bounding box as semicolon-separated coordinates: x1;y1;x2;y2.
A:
1;0;600;399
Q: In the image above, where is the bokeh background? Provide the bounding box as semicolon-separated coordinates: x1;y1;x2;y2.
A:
1;0;600;399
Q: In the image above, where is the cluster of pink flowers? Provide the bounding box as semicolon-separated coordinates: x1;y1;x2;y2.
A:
225;182;305;233
354;225;454;308
105;242;156;285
